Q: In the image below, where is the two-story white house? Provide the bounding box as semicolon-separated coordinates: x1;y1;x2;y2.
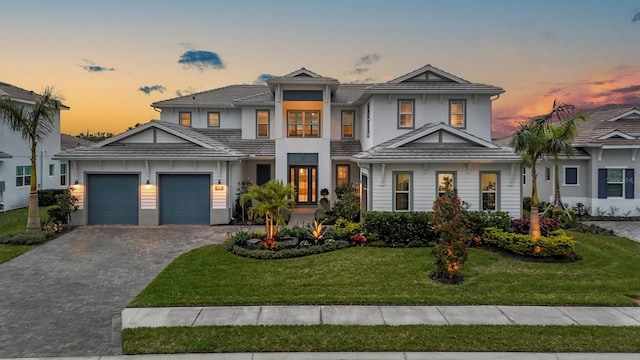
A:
56;64;522;225
0;82;70;212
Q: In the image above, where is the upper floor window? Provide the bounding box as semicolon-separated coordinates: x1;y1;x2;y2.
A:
398;100;414;128
437;171;456;197
16;166;31;187
60;163;67;186
49;164;55;177
256;110;269;138
450;100;466;128
366;102;371;138
287;111;320;138
341;110;354;138
207;112;220;127
336;165;350;186
179;112;191;126
563;166;579;186
481;172;498;211
393;172;412;211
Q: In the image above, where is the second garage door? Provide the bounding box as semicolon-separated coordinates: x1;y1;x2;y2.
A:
159;174;211;224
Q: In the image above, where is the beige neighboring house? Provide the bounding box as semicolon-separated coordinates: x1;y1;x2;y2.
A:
497;104;639;216
55;64;522;225
0;82;70;212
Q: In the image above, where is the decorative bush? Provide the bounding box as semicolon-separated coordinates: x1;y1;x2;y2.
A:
466;211;511;238
223;239;351;260
278;225;310;240
37;189;64;206
362;211;435;247
325;218;362;242
483;227;575;257
564;223;614;236
430;178;470;281
0;231;50;245
333;183;360;221
314;209;337;225
511;217;560;236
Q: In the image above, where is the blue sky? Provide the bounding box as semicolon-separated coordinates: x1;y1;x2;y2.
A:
1;0;638;137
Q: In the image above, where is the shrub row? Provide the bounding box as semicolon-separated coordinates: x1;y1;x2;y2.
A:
0;231;52;245
483;227;575;257
223;239;351;260
565;222;615;236
37;189;64;207
511;217;560;236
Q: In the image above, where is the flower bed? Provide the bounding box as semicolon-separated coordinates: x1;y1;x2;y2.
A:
482;227;576;258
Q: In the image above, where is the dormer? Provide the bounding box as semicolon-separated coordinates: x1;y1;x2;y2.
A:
606;108;640;122
267;67;340;94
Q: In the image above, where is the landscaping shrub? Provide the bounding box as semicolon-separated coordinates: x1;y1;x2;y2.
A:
466;211;511;238
325;218;362;242
314;209;337;225
362;211;435;247
0;231;50;245
223;239;351;260
483;227;575;257
278;225;310;240
37;189;64;206
333;183;360;221
511;217;560;236
564;223;615;236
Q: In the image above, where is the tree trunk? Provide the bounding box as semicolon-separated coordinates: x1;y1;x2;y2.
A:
530;166;541;239
26;142;41;232
553;156;563;209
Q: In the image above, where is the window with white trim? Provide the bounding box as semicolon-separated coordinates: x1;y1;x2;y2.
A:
398;100;414;128
437;172;456;197
606;168;624;197
60;163;67;186
256;110;269;138
450;100;466;127
16;166;31;187
563;166;579;185
49;164;55;177
341;110;354;138
287;111;320;137
337;165;350;186
481;172;498;211
179;112;191;126
207;112;220;127
366;102;371;138
393;172;412;211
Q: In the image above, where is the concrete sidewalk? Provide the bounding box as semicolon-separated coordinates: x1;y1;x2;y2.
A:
122;305;640;329
4;352;640;359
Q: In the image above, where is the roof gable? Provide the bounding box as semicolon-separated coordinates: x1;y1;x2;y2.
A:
95;121;215;149
282;67;325;78
597;130;636;140
606;108;640;122
388;123;499;149
387;64;469;84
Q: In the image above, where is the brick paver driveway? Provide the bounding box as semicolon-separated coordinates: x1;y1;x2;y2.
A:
0;225;256;357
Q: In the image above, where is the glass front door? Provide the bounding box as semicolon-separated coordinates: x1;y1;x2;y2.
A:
290;166;317;205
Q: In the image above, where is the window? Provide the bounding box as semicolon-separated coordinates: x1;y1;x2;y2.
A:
563;166;579;185
60;163;67;186
366;102;371;138
393;172;412;211
341;110;354;138
398;100;414;128
450;100;466;128
481;172;498;211
16;166;31;187
287;111;320;137
49;164;55;177
256;110;269;138
361;174;368;212
437;172;456;197
337;165;350;186
545;167;551;181
207;112;220;127
522;167;526;185
179;112;191;126
606;168;624;197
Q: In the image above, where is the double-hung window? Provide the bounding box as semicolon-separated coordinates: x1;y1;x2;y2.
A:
207;112;220;127
563;166;579;186
450;100;466;127
481;172;498;211
16;166;31;187
366;102;371;138
179;112;191;126
606;168;624;197
398;100;414;128
287;111;320;137
341;110;354;138
337;165;350;186
394;172;412;211
437;172;456;197
60;163;67;186
256;110;269;138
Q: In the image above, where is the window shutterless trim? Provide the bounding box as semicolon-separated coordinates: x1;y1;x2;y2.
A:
207;112;220;127
479;171;500;211
436;171;457;197
392;171;413;212
336;164;350;186
179;111;191;127
397;99;415;129
341;110;355;139
449;99;466;128
562;166;579;186
256;109;270;138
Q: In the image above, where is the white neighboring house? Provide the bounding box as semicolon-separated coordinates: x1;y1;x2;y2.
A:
55;64;522;225
0;82;70;212
497;104;639;217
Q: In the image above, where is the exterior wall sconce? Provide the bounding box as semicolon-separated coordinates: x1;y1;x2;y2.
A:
144;179;152;189
145;179;151;185
214;179;225;191
74;179;79;185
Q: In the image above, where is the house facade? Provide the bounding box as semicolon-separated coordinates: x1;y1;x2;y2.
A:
0;82;69;212
510;104;639;216
56;64;522;225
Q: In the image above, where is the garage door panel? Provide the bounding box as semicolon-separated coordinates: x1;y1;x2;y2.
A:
87;174;139;225
159;174;210;224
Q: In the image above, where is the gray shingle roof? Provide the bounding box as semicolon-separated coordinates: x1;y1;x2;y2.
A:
152;85;269;108
198;129;275;157
332;84;369;104
573;104;640;145
490;134;591;158
61;134;93;151
56;143;240;160
330;140;362;157
0;82;69;108
363;82;504;94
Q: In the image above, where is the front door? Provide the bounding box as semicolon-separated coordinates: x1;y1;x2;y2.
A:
290;166;317;205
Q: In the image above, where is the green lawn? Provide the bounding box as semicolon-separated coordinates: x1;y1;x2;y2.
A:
0;245;32;264
0;206;53;236
122;325;640;354
130;231;640;307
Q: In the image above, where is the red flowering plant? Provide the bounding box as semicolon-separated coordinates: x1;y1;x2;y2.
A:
350;233;367;246
430;177;470;282
261;236;276;250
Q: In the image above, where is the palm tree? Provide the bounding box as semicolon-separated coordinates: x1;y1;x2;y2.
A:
240;179;295;239
0;87;62;232
509;100;579;239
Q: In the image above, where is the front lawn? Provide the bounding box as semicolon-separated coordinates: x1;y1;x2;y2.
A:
130;231;640;307
0;206;54;236
0;245;32;264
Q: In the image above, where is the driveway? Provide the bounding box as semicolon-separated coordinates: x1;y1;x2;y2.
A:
582;221;640;243
0;225;258;358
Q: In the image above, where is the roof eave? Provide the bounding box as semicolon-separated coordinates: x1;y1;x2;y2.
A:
348;157;520;164
363;89;505;95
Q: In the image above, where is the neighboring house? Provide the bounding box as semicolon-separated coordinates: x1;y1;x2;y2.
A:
0;82;69;212
496;104;639;216
55;64;522;225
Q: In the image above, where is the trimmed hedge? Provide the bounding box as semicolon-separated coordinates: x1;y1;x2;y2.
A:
511;217;560;236
483;227;575;257
362;211;435;247
37;189;64;206
223;239;351;260
0;231;51;245
466;211;511;237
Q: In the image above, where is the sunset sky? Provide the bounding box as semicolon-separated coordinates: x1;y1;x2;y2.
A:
1;0;639;139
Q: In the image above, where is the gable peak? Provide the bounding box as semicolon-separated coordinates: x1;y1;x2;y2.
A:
387;64;470;84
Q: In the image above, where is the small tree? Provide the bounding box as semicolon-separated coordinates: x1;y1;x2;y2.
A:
333;183;360;221
430;177;469;281
240;179;295;239
56;189;79;225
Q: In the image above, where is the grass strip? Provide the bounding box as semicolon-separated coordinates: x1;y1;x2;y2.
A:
0;245;32;264
122;325;640;354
